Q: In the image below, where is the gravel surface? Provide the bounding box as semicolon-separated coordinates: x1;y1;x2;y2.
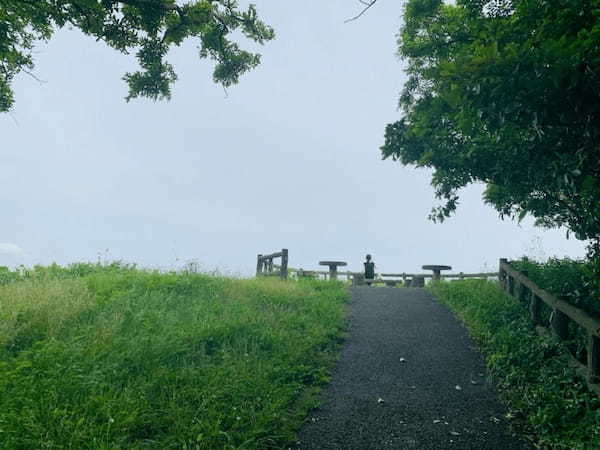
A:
295;287;532;450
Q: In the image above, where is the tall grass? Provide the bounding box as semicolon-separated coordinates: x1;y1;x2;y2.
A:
0;264;349;449
430;280;600;449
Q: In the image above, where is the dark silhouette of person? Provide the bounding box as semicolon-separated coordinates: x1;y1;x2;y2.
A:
364;254;375;286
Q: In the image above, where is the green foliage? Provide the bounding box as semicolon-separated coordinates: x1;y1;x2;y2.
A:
430;280;600;449
0;0;274;111
382;0;600;243
0;265;349;449
583;241;600;320
510;256;600;364
511;256;599;316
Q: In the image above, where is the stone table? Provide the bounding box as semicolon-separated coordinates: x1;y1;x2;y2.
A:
422;265;452;282
319;261;347;280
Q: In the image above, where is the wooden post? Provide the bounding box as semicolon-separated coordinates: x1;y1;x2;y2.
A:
518;274;529;305
551;309;570;341
499;258;508;290
508;275;515;297
530;294;543;326
589;335;600;383
280;248;288;280
517;270;529;305
256;254;263;276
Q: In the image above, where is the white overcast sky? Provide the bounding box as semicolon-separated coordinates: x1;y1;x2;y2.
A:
1;0;588;275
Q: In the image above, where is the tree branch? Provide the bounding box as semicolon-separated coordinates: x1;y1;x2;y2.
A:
345;0;378;23
117;0;176;11
21;68;46;84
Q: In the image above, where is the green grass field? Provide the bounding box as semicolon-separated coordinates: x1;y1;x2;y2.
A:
430;280;600;449
0;264;349;449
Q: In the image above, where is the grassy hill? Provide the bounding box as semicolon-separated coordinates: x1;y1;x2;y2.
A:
0;264;349;449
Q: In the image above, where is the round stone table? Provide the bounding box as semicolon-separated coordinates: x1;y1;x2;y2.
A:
319;261;347;280
422;265;452;282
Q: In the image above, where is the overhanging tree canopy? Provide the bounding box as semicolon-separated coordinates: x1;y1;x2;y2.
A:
0;0;274;112
382;0;600;242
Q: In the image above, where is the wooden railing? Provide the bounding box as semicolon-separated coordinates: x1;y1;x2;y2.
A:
499;258;600;395
256;249;288;279
272;267;497;285
380;272;498;280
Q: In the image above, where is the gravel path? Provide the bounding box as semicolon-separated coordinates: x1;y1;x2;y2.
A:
296;287;532;450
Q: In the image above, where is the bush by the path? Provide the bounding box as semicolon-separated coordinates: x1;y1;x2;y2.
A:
511;257;599;318
0;264;349;449
430;280;600;449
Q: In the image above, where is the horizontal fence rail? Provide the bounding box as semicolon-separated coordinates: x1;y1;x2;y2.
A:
274;266;497;284
379;272;498;279
499;258;600;395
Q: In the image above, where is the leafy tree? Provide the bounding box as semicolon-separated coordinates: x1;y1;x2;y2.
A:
382;0;600;243
0;0;274;112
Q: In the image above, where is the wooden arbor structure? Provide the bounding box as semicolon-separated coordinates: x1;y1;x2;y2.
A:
256;249;289;279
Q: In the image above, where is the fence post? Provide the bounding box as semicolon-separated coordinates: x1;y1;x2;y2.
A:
551;309;570;341
516;271;530;307
499;258;508;290
256;255;263;276
280;249;288;280
518;281;528;305
530;294;543;326
508;275;515;297
589;335;600;383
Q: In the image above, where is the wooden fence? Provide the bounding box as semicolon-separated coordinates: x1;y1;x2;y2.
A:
256;249;288;279
273;267;497;285
499;258;600;395
378;272;497;286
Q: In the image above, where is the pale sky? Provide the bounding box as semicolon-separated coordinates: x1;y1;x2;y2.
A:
1;1;588;276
